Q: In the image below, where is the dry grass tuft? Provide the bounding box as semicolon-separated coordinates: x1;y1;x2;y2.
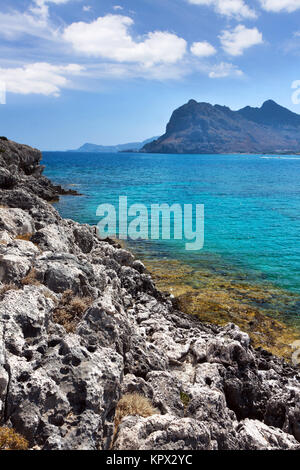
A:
0;426;29;450
114;393;158;432
0;283;19;299
53;290;93;333
21;268;40;286
15;233;33;242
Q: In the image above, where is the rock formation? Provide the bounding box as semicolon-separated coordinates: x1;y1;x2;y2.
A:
0;138;299;450
142;99;300;154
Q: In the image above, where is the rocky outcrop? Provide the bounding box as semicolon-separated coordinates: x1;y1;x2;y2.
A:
0;137;79;202
0;139;299;450
142;99;300;154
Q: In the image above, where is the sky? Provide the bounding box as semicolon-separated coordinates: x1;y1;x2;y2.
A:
1;0;300;149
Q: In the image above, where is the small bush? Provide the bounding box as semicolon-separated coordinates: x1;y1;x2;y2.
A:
15;233;33;242
0;426;28;450
21;268;40;286
114;393;158;432
53;290;92;333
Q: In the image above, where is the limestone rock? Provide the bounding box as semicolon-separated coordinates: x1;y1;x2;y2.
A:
0;138;299;451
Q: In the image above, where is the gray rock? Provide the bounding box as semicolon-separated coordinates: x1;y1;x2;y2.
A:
113;414;214;450
237;419;300;450
0;138;300;451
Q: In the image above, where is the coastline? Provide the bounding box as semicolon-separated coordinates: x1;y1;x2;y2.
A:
138;256;300;360
0;139;300;450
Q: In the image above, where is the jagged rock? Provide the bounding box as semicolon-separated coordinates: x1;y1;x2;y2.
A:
0;138;299;451
0;240;39;284
0;138;80;201
0;168;17;189
0;207;34;235
236;419;300;450
113;414;215;450
73;224;94;254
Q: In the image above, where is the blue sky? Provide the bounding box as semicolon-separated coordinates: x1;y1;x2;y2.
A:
1;0;300;149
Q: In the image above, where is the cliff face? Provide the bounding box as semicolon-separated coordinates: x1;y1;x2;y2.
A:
142;100;300;154
0;137;79;201
0;139;299;450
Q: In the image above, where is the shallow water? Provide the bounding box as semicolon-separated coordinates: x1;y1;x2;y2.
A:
42;151;300;332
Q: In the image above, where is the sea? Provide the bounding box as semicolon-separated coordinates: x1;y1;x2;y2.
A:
42;151;300;331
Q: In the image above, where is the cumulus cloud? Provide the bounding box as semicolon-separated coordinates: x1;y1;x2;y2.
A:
113;5;124;10
187;0;256;19
220;25;263;56
0;4;250;96
191;41;216;57
260;0;300;12
0;62;84;96
63;15;187;66
208;61;243;78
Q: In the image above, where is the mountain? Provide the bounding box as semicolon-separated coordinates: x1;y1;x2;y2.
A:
70;137;158;153
142;100;300;154
238;100;300;127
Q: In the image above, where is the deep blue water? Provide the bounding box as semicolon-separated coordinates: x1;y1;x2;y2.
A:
42;152;300;297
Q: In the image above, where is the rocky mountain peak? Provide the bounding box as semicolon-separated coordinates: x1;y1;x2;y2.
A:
142;99;300;154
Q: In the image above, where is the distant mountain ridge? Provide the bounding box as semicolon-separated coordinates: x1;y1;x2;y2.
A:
142;100;300;154
69;137;158;153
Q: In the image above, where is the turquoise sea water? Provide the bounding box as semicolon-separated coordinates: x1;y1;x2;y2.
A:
42;152;300;308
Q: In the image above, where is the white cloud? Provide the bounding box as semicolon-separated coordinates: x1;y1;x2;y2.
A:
220;25;263;56
260;0;300;12
187;0;256;19
0;0;72;40
0;10;49;40
113;5;124;10
63;15;187;66
0;62;84;96
30;0;73;20
208;61;243;78
0;3;251;95
191;41;216;57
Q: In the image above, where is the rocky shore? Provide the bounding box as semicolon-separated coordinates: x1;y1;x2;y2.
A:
0;138;299;450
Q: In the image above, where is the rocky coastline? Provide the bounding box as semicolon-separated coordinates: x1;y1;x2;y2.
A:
0;138;299;450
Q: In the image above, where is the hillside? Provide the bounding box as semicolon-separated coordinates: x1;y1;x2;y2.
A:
142;100;300;154
69;137;158;153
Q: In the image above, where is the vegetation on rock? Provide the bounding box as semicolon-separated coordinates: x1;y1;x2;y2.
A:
53;289;93;333
0;427;28;450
